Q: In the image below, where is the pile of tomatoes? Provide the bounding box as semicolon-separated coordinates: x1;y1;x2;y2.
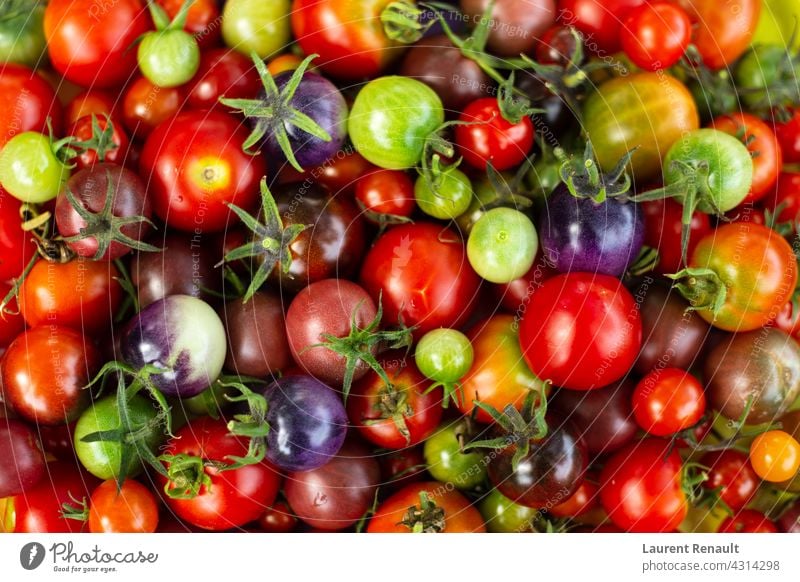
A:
2;0;800;535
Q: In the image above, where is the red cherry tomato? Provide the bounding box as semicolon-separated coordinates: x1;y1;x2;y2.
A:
157;0;220;49
774;108;800;164
0;64;62;149
455;98;534;171
558;0;645;54
620;2;691;71
88;479;159;533
187;48;260;111
718;510;778;533
67;115;131;170
0;187;37;281
641;198;712;274
354;169;416;222
65;90;117;126
632;368;706;436
122;76;185;140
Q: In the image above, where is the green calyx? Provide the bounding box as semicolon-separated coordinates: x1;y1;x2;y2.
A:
679;46;738;119
308;296;415;403
464;389;549;471
160;453;216;500
147;0;194;32
666;266;727;315
69;114;120;163
219;177;307;302
220;53;331;172
560;142;635;204
364;382;414;445
400;492;446;533
496;72;543;125
221;378;271;469
60;494;89;524
680;461;711;505
380;1;434;44
62;169;159;260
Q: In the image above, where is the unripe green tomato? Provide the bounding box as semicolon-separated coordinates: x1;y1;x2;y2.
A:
479;489;538;533
0;4;47;67
415;328;473;384
222;0;291;59
467;207;538;283
414;169;473;220
0;132;69;203
423;422;486;490
138;29;200;88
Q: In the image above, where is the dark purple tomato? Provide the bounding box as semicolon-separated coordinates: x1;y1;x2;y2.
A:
778;502;800;533
55;163;153;261
272;183;366;293
516;72;577;136
131;233;223;308
633;281;710;375
260;375;348;472
550;380;638;456
488;417;587;508
261;71;348;169
221;293;291;378
284;439;381;530
539;185;644;276
0;418;46;498
704;328;800;425
460;0;556;57
399;35;494;113
121;295;227;398
286;279;377;389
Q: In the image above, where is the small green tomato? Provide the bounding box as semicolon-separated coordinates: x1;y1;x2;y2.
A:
467;207;538;284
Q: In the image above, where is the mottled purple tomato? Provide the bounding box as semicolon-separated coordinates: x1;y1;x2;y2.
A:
221;293;290;378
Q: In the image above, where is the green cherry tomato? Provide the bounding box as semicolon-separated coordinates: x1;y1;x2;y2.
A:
663;128;753;214
467;207;538;284
0;131;69;203
415;328;474;384
478;489;538;533
138;29;200;88
414;169;473;220
423;421;486;490
735;45;800;113
222;0;291;59
74;395;164;481
0;3;47;67
349;76;444;170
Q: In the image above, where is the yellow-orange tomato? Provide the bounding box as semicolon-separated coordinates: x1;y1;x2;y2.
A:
749;430;800;483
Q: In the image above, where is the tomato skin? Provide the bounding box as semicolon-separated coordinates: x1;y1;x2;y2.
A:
0;282;25;348
632;368;706;437
348;357;442;449
88;479;159;533
711;113;782;204
187;48;260;111
641;198;712;274
582;72;699;180
367;481;486;533
359;223;480;336
761;171;800;227
718;510;778;533
0;64;62;149
548;477;599;519
140;110;265;232
2;326;100;425
774;109;800;164
159;417;281;531
749;430;800;483
600;439;687;533
558;0;645;53
157;0;221;49
312;151;375;194
455;98;534;171
699;450;758;512
122;76;185;139
519;272;642;391
355;169;416;220
19;258;123;334
457;315;545;423
676;0;760;70
292;0;403;80
65;90;117;126
620;2;691;71
44;0;152;88
0;187;37;282
13;461;98;533
687;223;797;332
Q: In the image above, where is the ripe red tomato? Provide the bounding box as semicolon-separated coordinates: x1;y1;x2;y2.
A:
140;110;265;232
712;113;782;204
312;151;375;194
676;0;760;70
65;90;116;126
620;2;691;71
774;109;800;164
44;0;151;88
292;0;404;80
157;0;221;49
761;171;800;227
19;258;123;334
159;417;281;531
67;115;131;170
558;0;645;54
641;198;712;274
188;48;260;111
699;450;758;512
348;356;442;449
0;282;25;348
455;98;534;171
359;222;480;335
12;461;97;533
88;479;159;533
632;368;706;436
548;476;599;518
718;510;778;533
519;272;642;390
354;169;416;222
2;326;100;425
0;187;37;281
367;481;486;533
122;76;186;139
0;64;62;149
600;438;687;532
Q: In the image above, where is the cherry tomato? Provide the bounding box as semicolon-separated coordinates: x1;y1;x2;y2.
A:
641;198;712;274
140;110;265;232
44;0;151;88
367;481;486;533
711;112;782;204
621;2;691;71
632;368;706;437
749;430;800;483
699;450;758;512
455;98;534;171
65;90;116;126
761;171;800;227
718;510;778;533
354;169;416;222
312;151;375;194
157;0;221;49
0;64;62;149
0;282;25;348
558;0;645;54
88;479;159;533
187;48;260;111
122;76;185;139
676;0;760;70
548;477;599;519
19;258;123;334
600;438;687;532
2;326;100;425
0;187;37;281
774;108;800;164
